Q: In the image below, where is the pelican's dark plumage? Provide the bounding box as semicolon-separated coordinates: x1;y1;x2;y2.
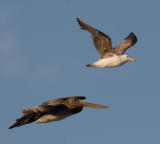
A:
9;96;108;129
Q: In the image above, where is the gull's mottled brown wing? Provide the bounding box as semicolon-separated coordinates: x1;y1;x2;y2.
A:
77;18;114;58
114;32;137;55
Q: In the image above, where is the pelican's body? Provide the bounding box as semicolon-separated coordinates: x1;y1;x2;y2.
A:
77;18;137;68
9;96;108;129
33;105;82;123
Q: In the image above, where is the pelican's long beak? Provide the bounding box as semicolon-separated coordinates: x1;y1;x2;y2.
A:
79;100;108;109
128;56;136;62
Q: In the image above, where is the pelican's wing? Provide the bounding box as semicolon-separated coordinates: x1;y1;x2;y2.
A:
77;18;114;58
10;100;69;129
22;97;67;115
114;32;137;55
42;97;67;106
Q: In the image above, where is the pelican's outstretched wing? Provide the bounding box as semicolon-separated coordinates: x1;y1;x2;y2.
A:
9;98;69;129
114;32;137;55
77;18;114;58
21;96;85;115
22;97;67;115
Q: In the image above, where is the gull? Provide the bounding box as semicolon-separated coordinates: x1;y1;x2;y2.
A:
77;18;137;68
9;96;108;129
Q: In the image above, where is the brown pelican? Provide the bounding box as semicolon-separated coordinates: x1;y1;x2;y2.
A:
9;96;108;129
77;18;137;68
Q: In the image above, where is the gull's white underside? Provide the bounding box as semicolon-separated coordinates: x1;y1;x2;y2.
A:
91;55;128;68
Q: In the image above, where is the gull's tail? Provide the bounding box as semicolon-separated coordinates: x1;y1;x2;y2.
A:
86;64;96;67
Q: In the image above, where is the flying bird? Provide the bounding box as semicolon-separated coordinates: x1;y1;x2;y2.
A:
77;18;137;68
9;96;108;129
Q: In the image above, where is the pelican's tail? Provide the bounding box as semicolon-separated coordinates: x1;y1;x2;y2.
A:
9;112;43;129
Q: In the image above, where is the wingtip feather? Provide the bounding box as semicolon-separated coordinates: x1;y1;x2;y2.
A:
76;18;92;31
8;126;13;129
124;32;137;44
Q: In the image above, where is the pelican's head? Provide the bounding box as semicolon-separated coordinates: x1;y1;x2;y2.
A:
121;54;136;62
68;96;108;109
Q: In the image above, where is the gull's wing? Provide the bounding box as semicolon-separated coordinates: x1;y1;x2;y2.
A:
77;18;114;58
114;32;137;55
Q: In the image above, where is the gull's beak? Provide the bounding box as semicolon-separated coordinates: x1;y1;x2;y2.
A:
128;56;136;62
79;100;108;109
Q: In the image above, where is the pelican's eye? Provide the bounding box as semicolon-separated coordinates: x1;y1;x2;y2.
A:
74;97;79;103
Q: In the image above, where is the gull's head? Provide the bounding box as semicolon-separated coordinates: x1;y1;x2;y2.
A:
121;54;136;62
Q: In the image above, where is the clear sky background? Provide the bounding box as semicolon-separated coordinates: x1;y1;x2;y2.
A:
1;0;160;144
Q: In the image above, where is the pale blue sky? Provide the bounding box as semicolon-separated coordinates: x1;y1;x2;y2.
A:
1;0;160;144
